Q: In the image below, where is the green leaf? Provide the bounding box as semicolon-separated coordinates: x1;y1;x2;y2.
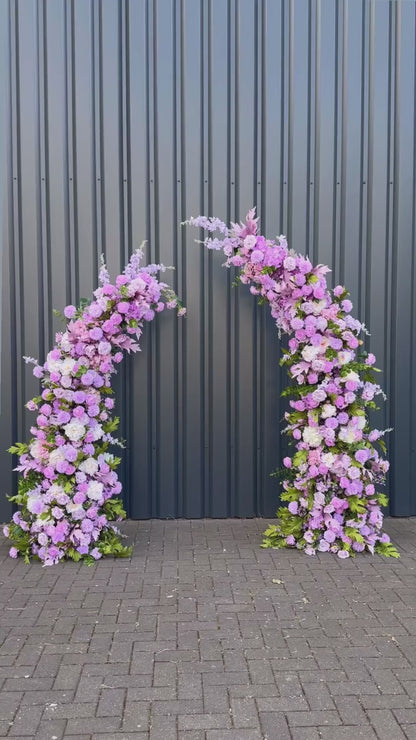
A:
375;541;400;558
377;493;389;508
292;450;308;467
8;442;29;456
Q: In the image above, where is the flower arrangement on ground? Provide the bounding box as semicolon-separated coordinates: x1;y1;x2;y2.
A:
3;250;184;565
186;209;398;558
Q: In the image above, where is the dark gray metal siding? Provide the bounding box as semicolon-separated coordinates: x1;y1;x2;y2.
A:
1;0;415;520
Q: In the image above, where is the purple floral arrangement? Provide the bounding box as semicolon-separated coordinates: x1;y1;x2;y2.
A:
3;249;184;565
186;209;398;558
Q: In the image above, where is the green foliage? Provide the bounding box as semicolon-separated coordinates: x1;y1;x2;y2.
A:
344;526;365;544
75;365;88;378
347;496;367;516
75;298;92;318
292;449;308;467
375;541;400;558
7;442;29;456
103;497;127;521
281;383;319;398
261;524;286;549
52;308;66;323
377;493;389;508
103;416;120;434
97;528;132;559
6;523;32;563
280;487;299;502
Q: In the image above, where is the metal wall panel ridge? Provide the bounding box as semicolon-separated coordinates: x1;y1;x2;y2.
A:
1;0;415;520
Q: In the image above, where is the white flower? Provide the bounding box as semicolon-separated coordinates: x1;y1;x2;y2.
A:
61;358;76;376
48;484;65;498
30;441;48;460
343;370;360;383
302;426;323;448
60;333;72;353
90;424;104;441
63;420;86;442
313;299;327;315
311;359;326;372
46;353;62;373
87;481;104;501
79;457;99;476
338;425;358;444
302;346;320;363
66;502;84;515
321;404;336;419
322;452;336;467
49;448;66;466
338;351;353;365
317;336;329;353
312;389;327;403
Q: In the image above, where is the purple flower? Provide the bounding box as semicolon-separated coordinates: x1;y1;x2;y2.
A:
355;449;371;465
64;305;76;318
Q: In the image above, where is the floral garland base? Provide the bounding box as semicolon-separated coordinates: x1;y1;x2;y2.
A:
3;251;184;566
186;210;399;559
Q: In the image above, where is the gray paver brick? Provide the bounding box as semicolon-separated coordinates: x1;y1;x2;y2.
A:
1;518;416;739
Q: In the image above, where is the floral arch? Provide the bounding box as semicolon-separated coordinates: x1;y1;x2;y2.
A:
186;209;398;559
3;211;398;564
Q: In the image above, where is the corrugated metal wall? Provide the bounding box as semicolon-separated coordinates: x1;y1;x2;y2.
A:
1;0;415;520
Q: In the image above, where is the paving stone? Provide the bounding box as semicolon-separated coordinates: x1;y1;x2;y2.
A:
8;705;44;736
258;711;291;739
0;518;415;739
366;708;408;739
319;728;378;739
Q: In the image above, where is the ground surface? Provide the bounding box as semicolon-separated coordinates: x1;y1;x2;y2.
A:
0;518;416;739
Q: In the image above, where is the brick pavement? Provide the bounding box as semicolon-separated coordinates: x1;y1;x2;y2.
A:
0;518;416;739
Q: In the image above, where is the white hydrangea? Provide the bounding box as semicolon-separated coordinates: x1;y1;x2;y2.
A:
86;481;104;501
321;452;336;467
302;426;323;448
48;484;65;498
61;358;76;376
63;420;86;442
90;424;104;441
66;502;84;515
30;440;48;460
338;425;358;444
321;404;336;419
338;351;353;365
301;346;320;363
79;457;99;476
60;333;72;353
45;352;63;373
49;448;66;466
342;370;360;383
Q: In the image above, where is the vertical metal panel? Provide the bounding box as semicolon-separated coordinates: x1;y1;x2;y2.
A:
1;0;416;520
